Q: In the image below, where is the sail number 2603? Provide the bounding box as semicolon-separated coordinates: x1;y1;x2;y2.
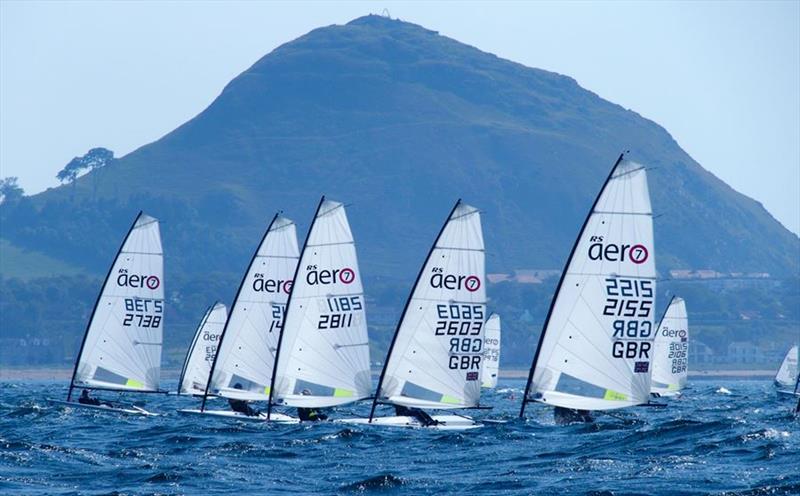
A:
123;298;163;328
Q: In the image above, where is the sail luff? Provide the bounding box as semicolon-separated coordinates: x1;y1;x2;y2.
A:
67;212;144;401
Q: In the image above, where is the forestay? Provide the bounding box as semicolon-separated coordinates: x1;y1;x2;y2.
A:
272;199;372;408
482;314;501;389
523;158;656;412
71;212;164;394
206;215;299;401
775;345;799;389
377;201;486;410
178;303;227;395
650;297;688;395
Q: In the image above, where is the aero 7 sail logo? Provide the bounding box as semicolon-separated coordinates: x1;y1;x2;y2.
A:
588;236;648;265
252;274;293;294
306;265;355;285
117;269;160;290
430;267;481;292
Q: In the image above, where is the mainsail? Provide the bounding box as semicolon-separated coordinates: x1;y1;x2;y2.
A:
270;198;372;410
178;302;227;395
68;212;164;399
371;200;486;413
775;345;799;389
482;314;501;389
650;296;688;395
521;155;656;414
204;214;299;404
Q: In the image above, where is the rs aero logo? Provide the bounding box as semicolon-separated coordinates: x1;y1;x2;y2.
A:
430;267;481;292
117;269;160;290
587;236;648;265
252;274;293;294
306;265;355;285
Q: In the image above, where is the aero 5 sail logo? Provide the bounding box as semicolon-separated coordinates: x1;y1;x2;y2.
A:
252;273;293;294
117;269;160;290
587;236;648;265
305;265;356;285
430;267;481;292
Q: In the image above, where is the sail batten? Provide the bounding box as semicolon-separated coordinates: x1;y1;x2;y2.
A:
522;157;656;413
69;212;164;397
374;201;486;411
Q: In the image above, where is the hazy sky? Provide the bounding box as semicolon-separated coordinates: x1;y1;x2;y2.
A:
2;1;798;234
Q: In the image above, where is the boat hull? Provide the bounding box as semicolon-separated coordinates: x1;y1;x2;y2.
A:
338;415;482;430
176;408;299;423
48;399;159;416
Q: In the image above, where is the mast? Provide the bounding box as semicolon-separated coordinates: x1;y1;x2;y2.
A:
655;295;677;333
67;211;143;402
520;152;626;417
177;301;218;395
266;196;326;420
368;199;462;422
200;213;280;412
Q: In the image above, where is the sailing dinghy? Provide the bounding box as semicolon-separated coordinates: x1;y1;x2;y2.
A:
176;302;227;396
178;213;300;422
775;345;799;396
342;200;486;430
520;154;657;421
50;212;164;416
650;297;688;398
268;197;372;420
482;314;501;389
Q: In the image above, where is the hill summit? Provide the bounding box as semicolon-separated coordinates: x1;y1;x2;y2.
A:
2;14;797;281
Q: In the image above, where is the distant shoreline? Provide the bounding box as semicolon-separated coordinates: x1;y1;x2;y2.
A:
0;367;777;381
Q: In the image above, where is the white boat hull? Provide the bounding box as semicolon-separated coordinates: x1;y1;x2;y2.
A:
177;408;299;423
338;415;482;430
48;399;159;416
776;389;800;397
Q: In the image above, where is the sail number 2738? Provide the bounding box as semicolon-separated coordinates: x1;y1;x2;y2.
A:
123;298;163;328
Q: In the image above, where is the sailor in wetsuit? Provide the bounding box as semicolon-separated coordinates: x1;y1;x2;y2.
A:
228;383;260;417
553;406;594;424
78;389;113;407
296;389;328;422
394;405;437;427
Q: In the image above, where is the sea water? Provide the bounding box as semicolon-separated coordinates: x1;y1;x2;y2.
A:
1;379;798;495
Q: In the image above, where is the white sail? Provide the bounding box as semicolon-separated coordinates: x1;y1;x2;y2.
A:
481;314;501;389
272;199;372;408
775;345;799;389
524;158;656;411
178;303;227;395
650;297;688;395
207;215;299;401
71;213;164;393
377;201;486;410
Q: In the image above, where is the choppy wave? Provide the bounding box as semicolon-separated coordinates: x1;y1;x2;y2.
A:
0;379;797;495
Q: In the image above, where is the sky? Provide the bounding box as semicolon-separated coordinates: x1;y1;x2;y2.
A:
1;1;798;234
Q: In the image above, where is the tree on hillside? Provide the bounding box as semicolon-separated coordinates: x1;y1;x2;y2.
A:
55;147;115;200
0;177;24;204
